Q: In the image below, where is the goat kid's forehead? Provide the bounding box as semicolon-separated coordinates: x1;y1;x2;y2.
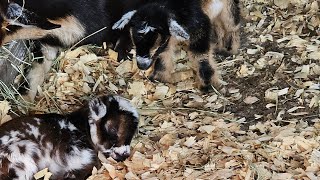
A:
88;95;138;139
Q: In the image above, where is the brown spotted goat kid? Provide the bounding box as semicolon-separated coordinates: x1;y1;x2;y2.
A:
0;95;139;180
113;0;240;91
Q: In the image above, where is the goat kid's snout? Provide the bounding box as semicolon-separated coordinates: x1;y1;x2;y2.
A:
136;55;153;70
103;145;131;162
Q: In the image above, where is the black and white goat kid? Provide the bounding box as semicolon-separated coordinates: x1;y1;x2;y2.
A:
113;0;241;91
0;95;139;179
0;0;143;101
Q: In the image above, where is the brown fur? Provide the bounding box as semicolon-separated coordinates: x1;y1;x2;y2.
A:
150;38;177;83
188;47;220;89
202;0;241;54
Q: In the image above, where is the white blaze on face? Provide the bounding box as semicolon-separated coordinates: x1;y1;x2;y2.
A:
138;25;156;34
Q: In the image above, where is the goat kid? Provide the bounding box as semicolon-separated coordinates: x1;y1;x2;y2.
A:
0;95;139;180
113;0;241;91
0;0;142;101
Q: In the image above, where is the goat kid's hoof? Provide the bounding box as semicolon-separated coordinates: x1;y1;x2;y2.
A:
149;71;172;84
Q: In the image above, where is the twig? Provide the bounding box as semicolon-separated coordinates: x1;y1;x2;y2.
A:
70;27;108;50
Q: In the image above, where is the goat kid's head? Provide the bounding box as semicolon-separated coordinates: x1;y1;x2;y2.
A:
0;2;60;45
113;5;190;70
88;95;139;162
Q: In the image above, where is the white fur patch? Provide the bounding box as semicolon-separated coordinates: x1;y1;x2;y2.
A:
65;146;94;171
10;130;21;138
34;118;41;125
89;123;106;152
208;0;224;19
58;120;67;129
0;135;10;144
138;24;156;34
67;122;77;131
114;96;139;119
26;124;40;139
169;19;190;41
113;145;130;156
112;10;137;30
59;120;77;131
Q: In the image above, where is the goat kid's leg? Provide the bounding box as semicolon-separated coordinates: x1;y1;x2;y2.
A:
189;48;220;92
188;14;221;92
63;155;100;180
114;29;133;61
23;45;58;102
212;19;227;54
148;38;176;83
218;0;241;55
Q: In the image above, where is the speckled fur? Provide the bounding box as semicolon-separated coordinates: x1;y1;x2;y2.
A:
0;95;139;180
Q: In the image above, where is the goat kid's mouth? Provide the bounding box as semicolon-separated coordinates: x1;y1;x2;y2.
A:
102;145;131;162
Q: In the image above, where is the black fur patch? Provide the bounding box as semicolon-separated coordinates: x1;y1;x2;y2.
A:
5;25;23;36
225;34;233;51
18;145;26;154
39;35;63;47
153;36;170;58
149;57;165;82
232;0;241;25
8;168;18;179
199;59;214;89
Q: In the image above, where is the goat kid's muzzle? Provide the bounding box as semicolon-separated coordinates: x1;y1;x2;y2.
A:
136;55;153;70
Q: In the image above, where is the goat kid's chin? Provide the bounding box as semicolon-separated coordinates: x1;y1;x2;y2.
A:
136;55;153;70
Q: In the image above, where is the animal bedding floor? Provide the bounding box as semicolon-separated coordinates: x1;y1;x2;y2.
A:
1;0;320;179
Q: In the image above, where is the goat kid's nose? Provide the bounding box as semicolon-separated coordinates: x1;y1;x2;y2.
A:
136;55;153;70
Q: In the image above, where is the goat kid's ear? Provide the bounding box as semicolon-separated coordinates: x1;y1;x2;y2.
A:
89;97;107;121
112;10;137;30
168;19;190;41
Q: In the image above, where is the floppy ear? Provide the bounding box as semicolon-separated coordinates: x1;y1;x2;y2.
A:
168;19;190;41
89;97;107;121
112;10;137;30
